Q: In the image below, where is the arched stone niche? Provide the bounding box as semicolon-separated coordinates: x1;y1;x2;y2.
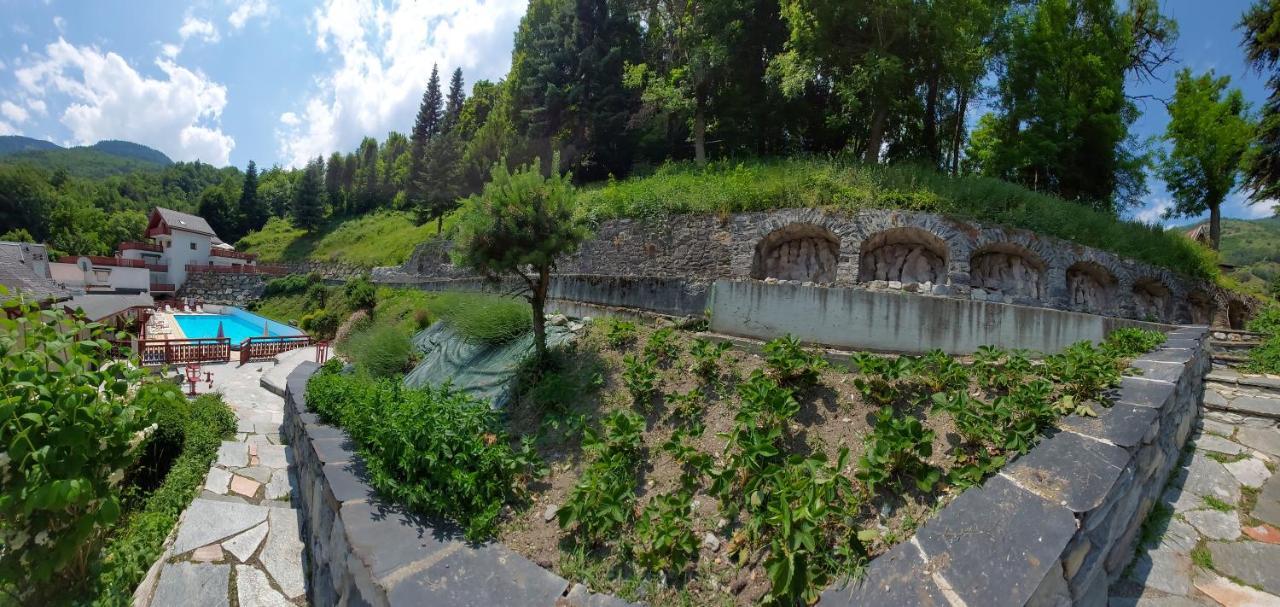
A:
1187;290;1215;325
970;243;1046;299
1228;300;1249;330
1066;261;1117;313
1132;279;1171;321
856;227;948;285
750;223;840;283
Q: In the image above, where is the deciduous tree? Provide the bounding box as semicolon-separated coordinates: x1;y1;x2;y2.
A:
1240;0;1280;205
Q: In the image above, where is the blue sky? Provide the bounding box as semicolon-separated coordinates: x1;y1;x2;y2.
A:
0;0;1273;226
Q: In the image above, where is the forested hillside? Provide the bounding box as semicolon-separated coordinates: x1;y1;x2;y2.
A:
1191;216;1280;295
0;136;172;178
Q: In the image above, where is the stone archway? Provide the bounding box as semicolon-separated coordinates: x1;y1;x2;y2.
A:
1132;279;1172;321
856;227;948;285
970;243;1046;299
1228;300;1249;330
1188;290;1215;325
750;223;840;283
1066;261;1117;313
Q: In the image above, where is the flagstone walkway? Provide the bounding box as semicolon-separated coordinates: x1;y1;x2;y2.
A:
133;351;314;607
1110;372;1280;607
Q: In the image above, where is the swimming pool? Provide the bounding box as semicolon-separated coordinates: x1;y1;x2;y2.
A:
172;307;305;346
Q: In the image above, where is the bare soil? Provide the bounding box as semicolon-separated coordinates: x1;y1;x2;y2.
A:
499;322;969;606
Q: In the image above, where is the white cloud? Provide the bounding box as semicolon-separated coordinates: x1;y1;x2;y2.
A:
0;59;6;71
14;39;235;164
276;0;525;167
228;0;270;30
1132;197;1174;225
53;16;65;33
0;101;30;124
0;120;15;136
179;17;220;44
161;43;182;59
27;98;47;116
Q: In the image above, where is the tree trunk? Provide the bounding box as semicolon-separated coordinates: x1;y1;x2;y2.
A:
693;94;707;166
923;70;940;165
1210;203;1222;251
863;102;888;164
436;214;443;234
950;88;969;176
530;266;551;363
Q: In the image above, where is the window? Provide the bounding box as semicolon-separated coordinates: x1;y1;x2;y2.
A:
164;241;171;249
190;242;197;250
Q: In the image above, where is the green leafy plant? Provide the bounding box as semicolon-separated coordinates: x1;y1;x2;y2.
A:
0;294;152;586
849;353;914;406
602;318;638;349
644;327;680;366
631;489;699;580
1046;341;1122;404
911;349;969;394
857;408;939;493
972;345;1034;392
763;335;828;385
622;354;660;407
1102;328;1166;359
342;274;377;311
557;410;644;546
666;388;705;425
306;367;540;540
689;338;731;380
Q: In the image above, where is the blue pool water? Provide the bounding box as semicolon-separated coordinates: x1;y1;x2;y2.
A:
173;308;303;345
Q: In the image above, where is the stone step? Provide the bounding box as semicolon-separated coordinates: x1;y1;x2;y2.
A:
1205;380;1280;422
1210;339;1264;350
1212;329;1266;340
1207;370;1280;391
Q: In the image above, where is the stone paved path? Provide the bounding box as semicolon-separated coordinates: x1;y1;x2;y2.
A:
1111;371;1280;607
134;351;313;607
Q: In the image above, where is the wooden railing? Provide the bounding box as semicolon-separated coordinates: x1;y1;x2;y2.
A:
59;255;146;268
119;241;162;253
185;264;288;276
210;248;258;261
137;338;231;366
239;335;313;365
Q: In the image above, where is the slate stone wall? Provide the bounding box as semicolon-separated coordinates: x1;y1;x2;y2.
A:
375;208;1251;326
281;363;634;607
820;325;1211;607
177;271;269;304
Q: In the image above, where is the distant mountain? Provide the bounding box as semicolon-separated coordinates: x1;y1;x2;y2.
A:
0;136;172;178
1188;215;1280;294
0;135;61;156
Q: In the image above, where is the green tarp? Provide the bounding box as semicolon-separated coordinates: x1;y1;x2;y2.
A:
402;322;574;407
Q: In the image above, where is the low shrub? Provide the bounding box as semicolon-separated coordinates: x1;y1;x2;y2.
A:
602;318;638;348
343;275;377;311
557;410;645;546
1102;328;1167;359
306;368;540;540
262;272;320;297
343;322;416;378
433;292;532;344
300;308;341;339
763;335;828;385
1248;306;1280;373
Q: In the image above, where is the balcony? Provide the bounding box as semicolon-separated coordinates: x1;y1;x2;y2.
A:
150;283;176;292
60;255;146;268
145;263;169;273
119;242;162;253
210;248;257;261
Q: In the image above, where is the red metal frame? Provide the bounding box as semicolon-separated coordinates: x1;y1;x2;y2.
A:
315;341;330;364
119;241;163;253
59;255;147;268
210;248;258;261
239;335;313;365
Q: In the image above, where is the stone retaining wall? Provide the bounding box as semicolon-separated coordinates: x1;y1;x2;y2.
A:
281;363;633;607
821;325;1211;606
375;209;1255;326
176;271;269;304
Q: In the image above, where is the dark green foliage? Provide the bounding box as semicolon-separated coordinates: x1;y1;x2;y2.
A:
763;335;828;385
343;274;377;311
621;353;659;406
557;409;645;545
911;349;970;394
972;345;1034;392
630;489;699;580
0;138;170;178
1045;341;1123;406
1248;305;1280;372
238;160;268;240
689;338;731;381
262;272;321;297
1240;0;1280;205
1102;328;1167;359
856;407;939;494
307;368;540;540
603;318;637;348
409;64;444;213
643;327;679;366
433;292;532;344
293;157;327;232
849;353;914;406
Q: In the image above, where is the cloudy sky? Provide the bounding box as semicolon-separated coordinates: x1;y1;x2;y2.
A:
0;0;1272;225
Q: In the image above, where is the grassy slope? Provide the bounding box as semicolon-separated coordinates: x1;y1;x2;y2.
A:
1199;216;1280;294
237;211;448;267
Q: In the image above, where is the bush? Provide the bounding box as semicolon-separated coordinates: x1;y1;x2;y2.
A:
0;294;152;587
86;394;235;605
300;308;341;339
306;368;540;540
1248;305;1280;336
434;292;532;344
344;322;416;378
344;275;377;311
262;272;320;297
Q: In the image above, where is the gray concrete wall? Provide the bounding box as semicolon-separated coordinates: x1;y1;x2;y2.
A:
708;279;1175;355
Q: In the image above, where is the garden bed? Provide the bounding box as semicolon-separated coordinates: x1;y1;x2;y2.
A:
491;321;1168;605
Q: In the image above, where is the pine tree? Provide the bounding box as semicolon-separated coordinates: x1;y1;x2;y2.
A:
1240;0;1280;205
293;157;326;232
237;160;266;238
325;152;344;215
409;65;444;216
445;68;465;128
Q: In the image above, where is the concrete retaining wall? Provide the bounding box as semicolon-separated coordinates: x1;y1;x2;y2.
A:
708;279;1175;355
820;325;1211;606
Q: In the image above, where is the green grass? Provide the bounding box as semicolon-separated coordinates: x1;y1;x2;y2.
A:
433;292;532;344
574;157;1222;281
1191;541;1214;569
238;211;450;267
249;293;313;326
1202;495;1235;512
1198;216;1280;294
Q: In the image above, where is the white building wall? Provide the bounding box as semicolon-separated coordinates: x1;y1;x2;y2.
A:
163;230;213;288
48;262;150;293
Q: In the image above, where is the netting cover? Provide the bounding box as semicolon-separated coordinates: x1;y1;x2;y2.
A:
402;321;574;407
